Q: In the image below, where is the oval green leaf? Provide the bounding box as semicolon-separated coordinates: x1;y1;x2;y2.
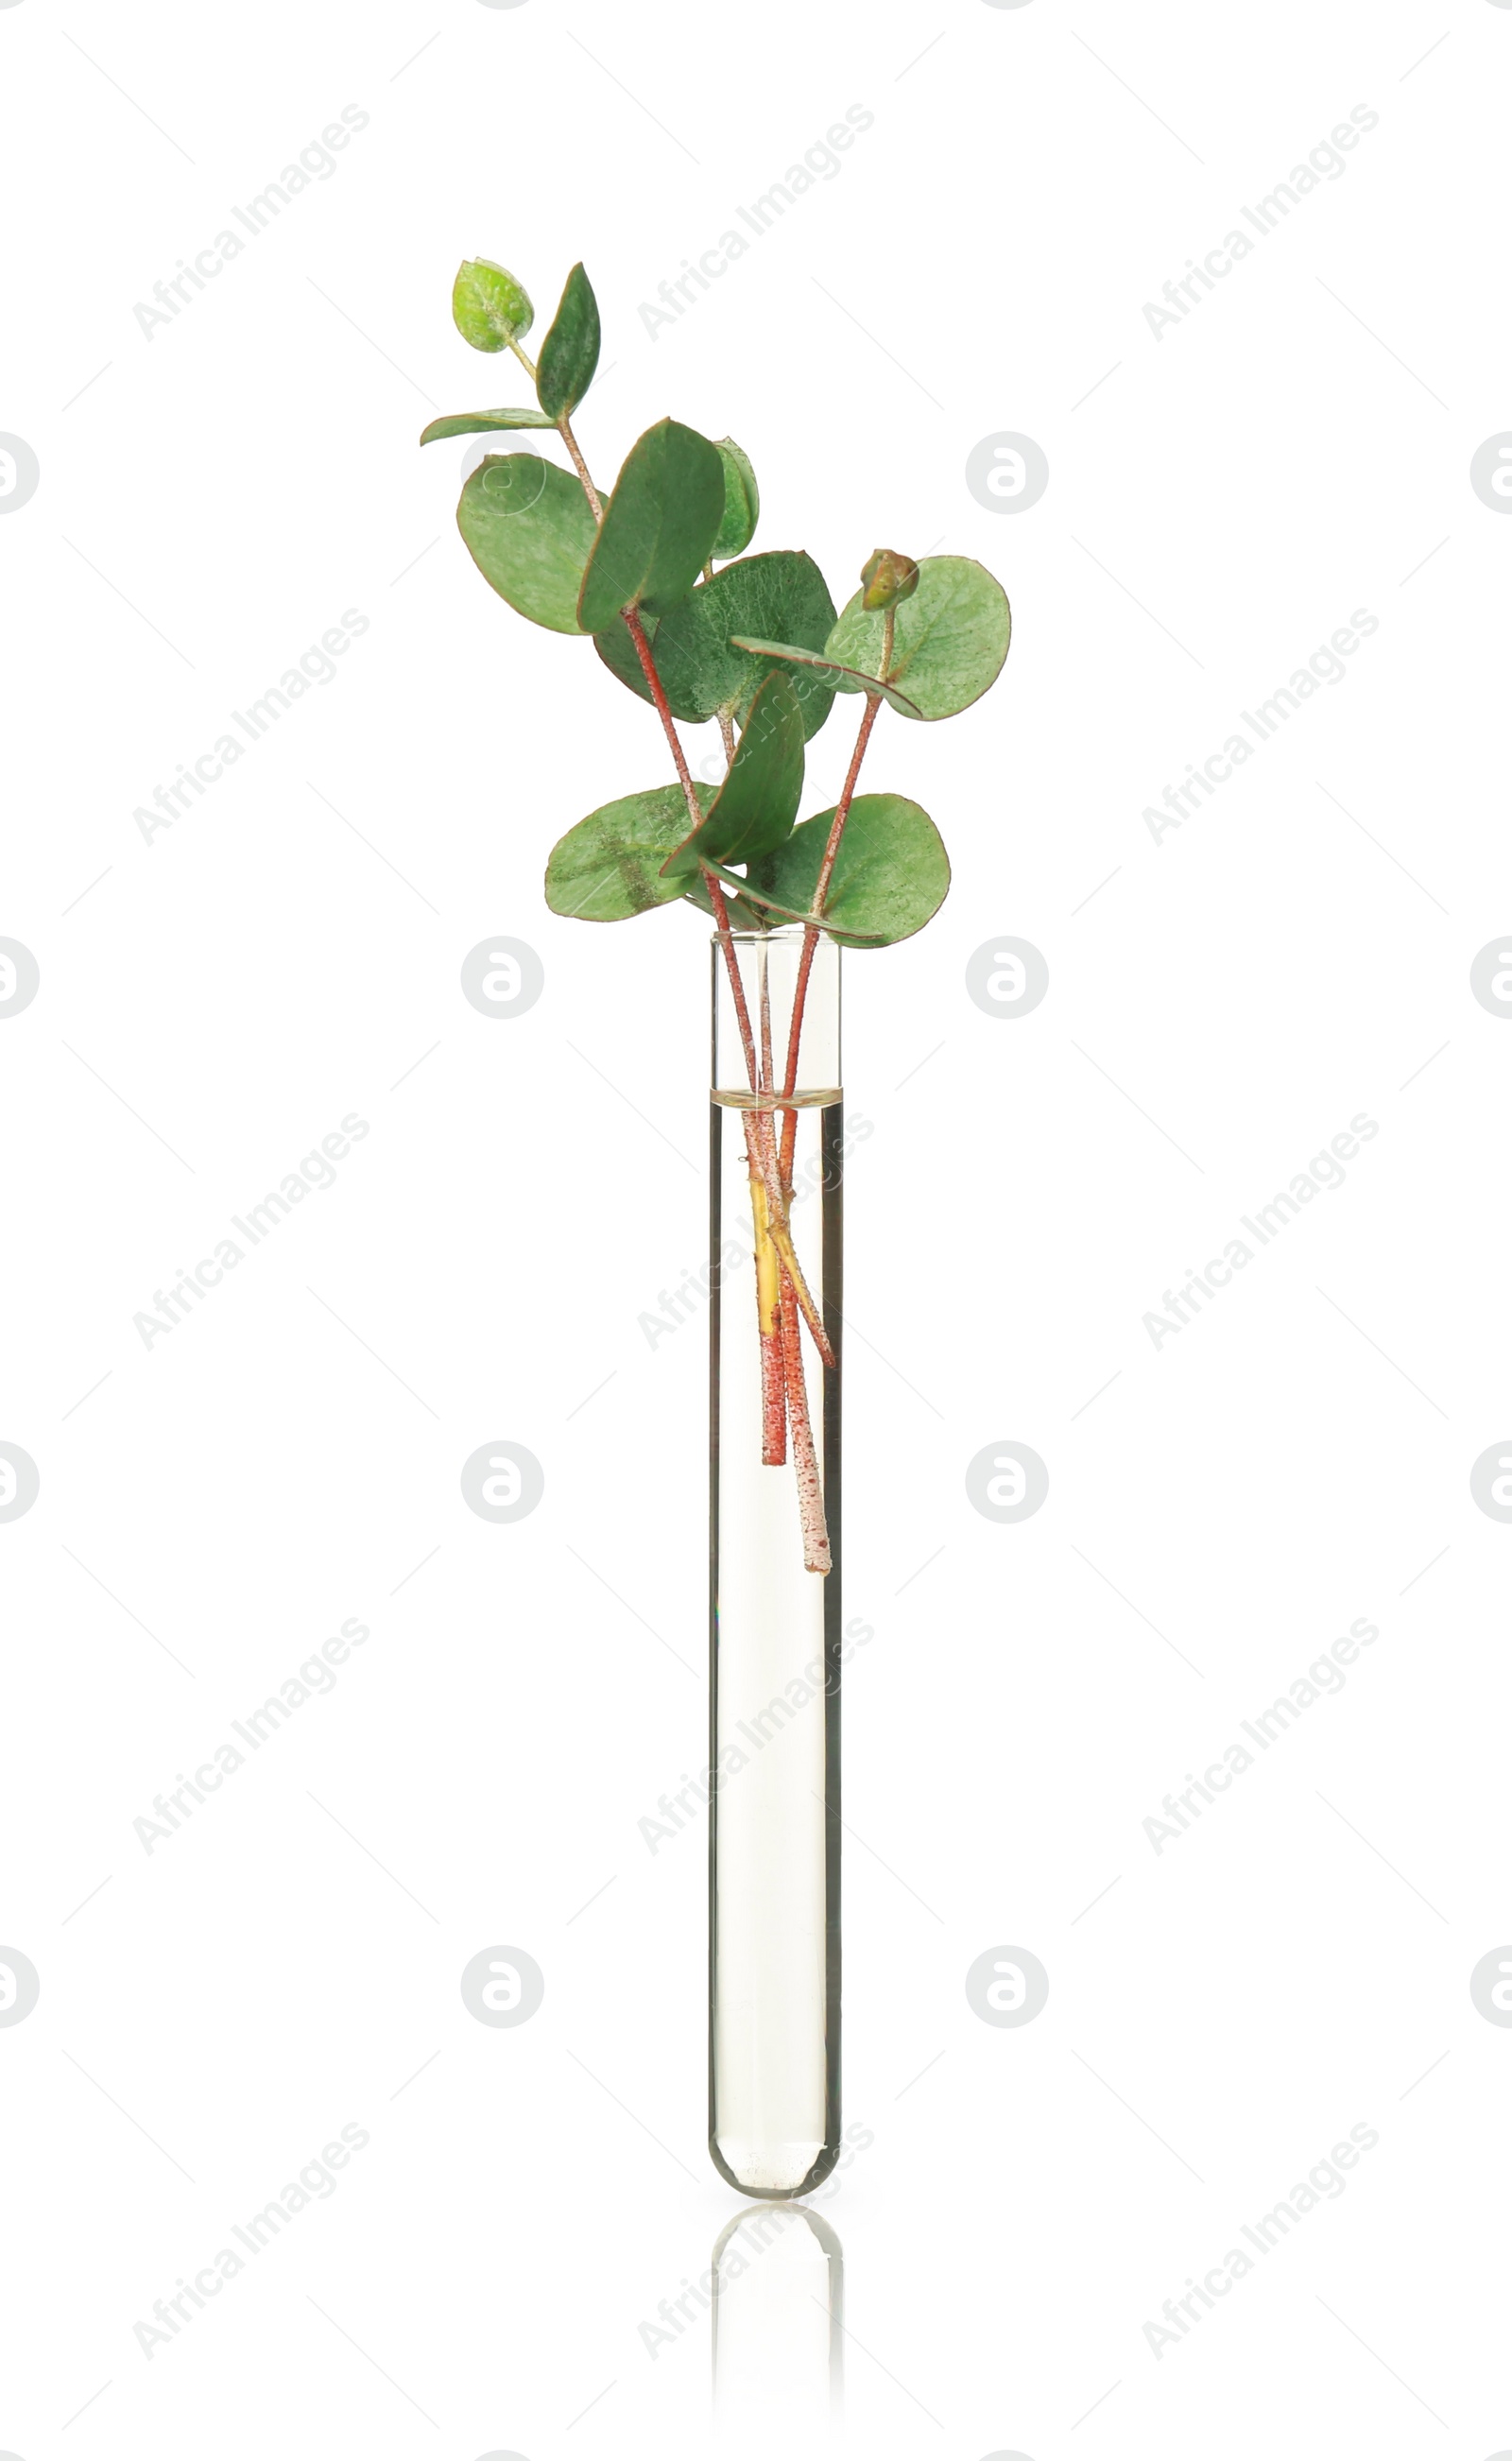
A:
660;671;805;882
536;263;601;422
453;257;533;352
546;783;714;921
577;418;726;633
421;407;555;444
825;555;1010;720
711;439;760;560
747;794;950;945
456;453;598;635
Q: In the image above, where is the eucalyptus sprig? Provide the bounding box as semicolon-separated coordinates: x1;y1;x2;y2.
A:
423;255;1012;1571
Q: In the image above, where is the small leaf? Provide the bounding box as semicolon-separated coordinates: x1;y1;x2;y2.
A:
577;418;726;634
453;257;533;352
729;637;924;721
825;555;1011;720
660;671;805;882
747;794;950;945
711;439;760;560
456;453;598;635
595;551;837;738
421;407;555;444
546;783;714;921
536;263;601;422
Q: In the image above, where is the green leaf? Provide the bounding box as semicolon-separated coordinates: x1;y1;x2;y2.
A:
825;555;1010;720
456;453;598;635
660;672;805;882
577;418;726;633
545;783;714;921
421;407;555;444
728;637;924;721
536;263;600;422
595;551;838;739
747;794;950;946
711;439;760;560
453;258;533;352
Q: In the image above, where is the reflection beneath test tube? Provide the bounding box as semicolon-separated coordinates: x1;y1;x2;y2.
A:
711;2202;843;2453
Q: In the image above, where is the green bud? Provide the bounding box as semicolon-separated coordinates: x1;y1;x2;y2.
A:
859;549;919;612
452;257;534;353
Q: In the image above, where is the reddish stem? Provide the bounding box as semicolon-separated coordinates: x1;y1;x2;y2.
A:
779;1272;830;1574
777;687;883;1190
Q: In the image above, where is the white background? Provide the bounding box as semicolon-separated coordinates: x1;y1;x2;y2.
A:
3;0;1510;2453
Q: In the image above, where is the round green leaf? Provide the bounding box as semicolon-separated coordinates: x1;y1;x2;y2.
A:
453;258;533;352
711;439;760;560
747;795;950;945
545;783;714;921
537;263;601;422
825;555;1010;720
456;453;598;635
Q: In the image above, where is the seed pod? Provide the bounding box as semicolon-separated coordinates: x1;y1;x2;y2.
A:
859;548;919;611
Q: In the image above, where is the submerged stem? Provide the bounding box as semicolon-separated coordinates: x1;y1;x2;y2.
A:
780;1272;830;1575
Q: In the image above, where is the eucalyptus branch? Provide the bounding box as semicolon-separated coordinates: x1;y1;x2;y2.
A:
431;252;1011;1577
